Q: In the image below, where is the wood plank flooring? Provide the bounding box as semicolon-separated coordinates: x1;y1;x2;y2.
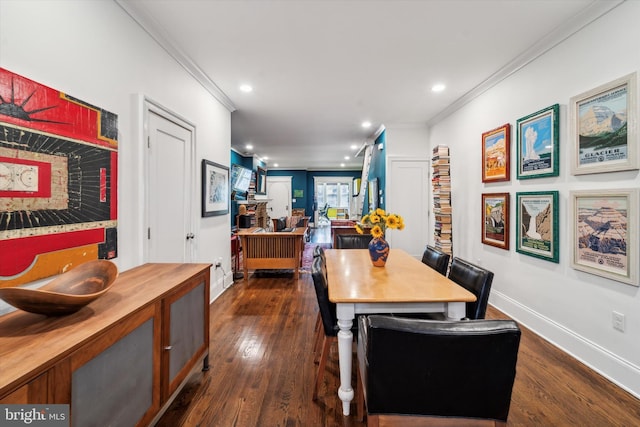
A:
157;228;640;426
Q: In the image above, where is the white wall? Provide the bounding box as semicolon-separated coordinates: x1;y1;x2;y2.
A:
429;2;640;397
0;0;232;302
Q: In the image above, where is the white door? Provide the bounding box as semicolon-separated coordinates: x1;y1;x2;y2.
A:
387;158;430;258
146;106;194;262
267;177;291;222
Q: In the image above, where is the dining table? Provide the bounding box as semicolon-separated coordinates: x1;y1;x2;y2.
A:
325;248;477;416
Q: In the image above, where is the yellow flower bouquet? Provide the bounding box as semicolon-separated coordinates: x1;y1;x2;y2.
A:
356;208;405;239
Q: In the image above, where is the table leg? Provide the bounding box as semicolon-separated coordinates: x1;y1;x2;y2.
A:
336;305;355;416
446;301;466;320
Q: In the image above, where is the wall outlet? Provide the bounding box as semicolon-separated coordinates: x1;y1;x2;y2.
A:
612;311;625;332
215;256;223;269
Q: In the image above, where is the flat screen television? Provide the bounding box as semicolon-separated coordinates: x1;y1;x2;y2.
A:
230;164;252;194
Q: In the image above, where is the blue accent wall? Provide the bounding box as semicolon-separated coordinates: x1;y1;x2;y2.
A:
230;151;363;226
268;169;362;217
365;130;386;212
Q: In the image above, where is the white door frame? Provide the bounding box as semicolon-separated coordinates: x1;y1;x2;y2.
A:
142;96;196;262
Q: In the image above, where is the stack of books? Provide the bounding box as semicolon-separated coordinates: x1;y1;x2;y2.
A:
432;145;452;257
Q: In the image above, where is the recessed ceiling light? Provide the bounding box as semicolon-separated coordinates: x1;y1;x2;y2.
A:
239;84;253;93
350;144;358;150
245;144;253;150
431;83;446;93
361;121;372;129
262;156;269;161
344;156;350;160
274;163;279;167
340;163;345;167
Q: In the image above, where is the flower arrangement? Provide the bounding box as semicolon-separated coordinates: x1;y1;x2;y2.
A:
356;208;405;239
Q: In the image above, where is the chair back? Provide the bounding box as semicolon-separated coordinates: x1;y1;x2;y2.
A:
421;245;450;276
448;257;494;319
311;257;338;337
359;315;520;423
312;245;326;264
335;234;373;249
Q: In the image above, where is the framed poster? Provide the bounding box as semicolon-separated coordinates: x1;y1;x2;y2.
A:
481;193;510;250
482;124;511;182
516;104;559;179
201;159;229;217
569;72;638;175
516;191;559;263
570;189;638;286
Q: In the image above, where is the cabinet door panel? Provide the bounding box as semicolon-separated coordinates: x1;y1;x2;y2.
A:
163;279;207;399
71;308;158;427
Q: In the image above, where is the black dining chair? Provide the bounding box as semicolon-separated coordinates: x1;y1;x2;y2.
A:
356;315;521;425
421;244;450;276
448;257;494;320
409;256;494;321
335;234;373;249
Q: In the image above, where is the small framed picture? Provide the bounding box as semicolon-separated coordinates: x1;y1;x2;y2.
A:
515;191;559;263
516;104;559;179
570;189;638;286
482;124;511;183
481;193;510;250
202;159;229;217
569;72;638;175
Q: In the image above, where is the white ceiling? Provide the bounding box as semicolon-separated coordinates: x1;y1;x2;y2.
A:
117;0;622;170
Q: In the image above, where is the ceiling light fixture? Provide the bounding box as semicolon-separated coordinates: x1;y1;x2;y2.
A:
344;156;350;160
340;163;345;167
431;83;446;93
245;144;253;150
361;121;372;129
239;84;253;93
273;163;279;167
350;144;358;150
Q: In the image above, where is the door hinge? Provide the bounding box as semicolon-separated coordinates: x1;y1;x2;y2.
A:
147;227;151;239
147;136;150;149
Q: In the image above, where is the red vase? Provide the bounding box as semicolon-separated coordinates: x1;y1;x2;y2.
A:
368;237;390;267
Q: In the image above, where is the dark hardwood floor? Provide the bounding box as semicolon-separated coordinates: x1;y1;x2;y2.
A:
157;226;640;426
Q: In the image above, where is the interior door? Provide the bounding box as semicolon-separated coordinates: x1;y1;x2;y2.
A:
387;158;430;258
266;177;291;222
146;107;194;262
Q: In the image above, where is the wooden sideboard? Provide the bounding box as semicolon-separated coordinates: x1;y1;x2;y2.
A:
0;263;211;427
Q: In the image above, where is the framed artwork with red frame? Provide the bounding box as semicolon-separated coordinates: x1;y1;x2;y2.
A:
481;192;510;250
482;123;511;183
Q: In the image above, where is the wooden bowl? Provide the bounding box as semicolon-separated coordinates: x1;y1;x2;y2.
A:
0;260;118;316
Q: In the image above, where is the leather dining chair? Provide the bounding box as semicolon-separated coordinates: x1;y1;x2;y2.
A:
448;257;494;320
421;244;450;276
335;233;373;249
357;315;521;426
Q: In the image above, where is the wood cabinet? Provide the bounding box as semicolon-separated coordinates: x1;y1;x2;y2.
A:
0;263;210;427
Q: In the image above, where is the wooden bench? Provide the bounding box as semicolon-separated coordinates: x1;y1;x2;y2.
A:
236;227;307;280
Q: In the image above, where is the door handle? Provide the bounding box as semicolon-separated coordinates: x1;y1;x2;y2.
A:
186;233;195;240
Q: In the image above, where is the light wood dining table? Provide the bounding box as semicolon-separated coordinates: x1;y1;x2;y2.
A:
326;248;477;416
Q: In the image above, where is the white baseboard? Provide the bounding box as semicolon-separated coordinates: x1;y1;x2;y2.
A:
209;270;234;303
490;290;640;399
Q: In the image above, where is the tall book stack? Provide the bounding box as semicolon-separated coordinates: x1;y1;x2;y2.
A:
432;145;452;259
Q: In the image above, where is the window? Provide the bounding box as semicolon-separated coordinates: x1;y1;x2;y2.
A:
315;176;353;219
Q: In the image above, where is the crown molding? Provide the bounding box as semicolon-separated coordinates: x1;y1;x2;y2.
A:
426;0;624;126
115;0;236;112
